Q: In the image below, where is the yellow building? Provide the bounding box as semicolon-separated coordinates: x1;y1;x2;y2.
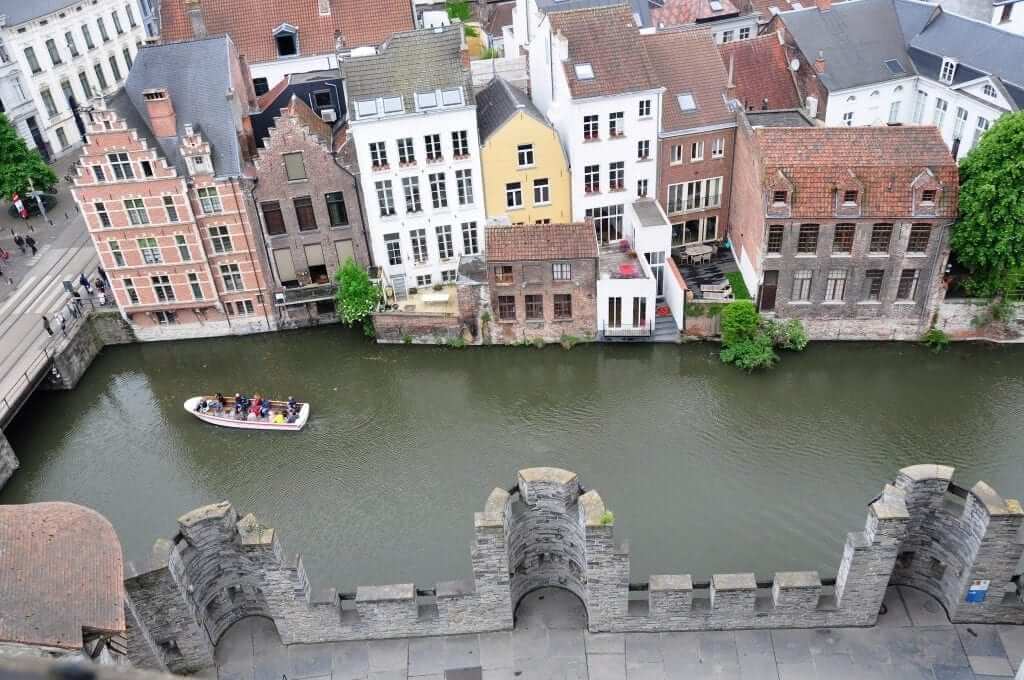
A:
477;77;571;224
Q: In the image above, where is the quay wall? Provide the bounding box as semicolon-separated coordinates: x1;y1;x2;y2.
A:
124;464;1024;673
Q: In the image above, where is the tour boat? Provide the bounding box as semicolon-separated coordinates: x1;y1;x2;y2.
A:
183;396;310;431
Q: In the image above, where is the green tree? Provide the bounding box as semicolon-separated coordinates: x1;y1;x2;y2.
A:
951;111;1024;296
446;0;479;37
0;113;57;201
334;259;380;334
720;300;760;346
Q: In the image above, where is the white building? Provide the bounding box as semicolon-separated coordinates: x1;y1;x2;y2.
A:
776;0;1024;160
0;0;146;158
342;25;487;294
930;0;1024;35
0;40;41;153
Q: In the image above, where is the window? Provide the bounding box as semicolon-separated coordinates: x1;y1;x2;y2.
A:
739;27;750;40
497;295;516;321
41;89;58;118
832;224;855;254
82;25;95;50
494;265;513;284
292;196;316;230
112;10;124;34
667;177;723;211
932;97;948;127
517;144;534;167
506;182;523;209
553;262;571;280
888;100;901;124
584;165;600;194
441;269;457;283
953;106;968;142
125;198;149;225
711;137;725;159
525;294;543;320
441;88;463;106
864;269;884;301
869;224;893;253
436;225;454;259
138;237;161;263
608;162;625;191
187;273;203;299
410;229;428;263
896;269;919;300
455;169;473;205
607;297;622;328
416;91;438;109
912;90;927;124
375;180;395;216
720;29;735;43
973;117;990;148
825;269;847;301
65;32;79;57
95;202;111;228
197;187;221;214
325;192;348;226
252;77;269;96
170;234;189;262
416;274;432;287
429;173;448;209
369;142;388;169
772;190;788;206
221;264;243;292
209;225;232;253
55;127;69;150
671;145;682;164
397;137;415;164
907;224;931;253
667;184;685;213
93;165;106;182
586;204;624;243
939;58;957;84
1000;3;1013;22
262;201;285;235
842;111;854;126
983;83;998;97
126;4;137;27
638;99;651;118
609;111;624;137
921;189;937;205
134;160;152;179
766;225;784;254
690;141;704;162
98;17;110;42
107;153;132;180
123;277;138;302
425;134;442;161
280;152;306;180
151;275;174;302
452;130;469;157
791;270;812;301
677;92;696;111
384;233;402;265
796;224;819;254
583;114;599;140
637;179;648;197
163;196;178;223
275;29;297;57
154;310;177;325
24;47;41;73
402;177;422;213
462;222;479;255
78;72;92;98
637;140;650;160
46;39;62;66
841;190;858;205
533;178;550;205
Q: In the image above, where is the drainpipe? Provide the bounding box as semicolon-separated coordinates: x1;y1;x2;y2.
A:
230;175;273;331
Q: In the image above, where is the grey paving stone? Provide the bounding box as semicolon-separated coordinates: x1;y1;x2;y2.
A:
736;663;781;680
658;632;700;667
215;667;249;680
445;634;481;670
368;639;410;672
877;587;913;628
589;652;627;680
252;655;291;680
834;628;892;665
884;661;936;680
771;630;815;665
807;629;846;656
512;624;548;661
368;671;408;680
587;633;626;655
480;669;516;680
408;636;446;677
812;652;856;679
478;632;514;669
288;644;333;677
548;628;585;658
933;665;978;680
775;662;817;680
408;675;443;680
626;633;663;665
333;641;371;679
735;630;774;659
958;625;1009;658
700;631;738;668
885;628;924;662
662;662;707;680
561;658;589;680
901;587;952;627
966;655;1013;677
998;625;1024;673
917;628;971;667
625;662;666;680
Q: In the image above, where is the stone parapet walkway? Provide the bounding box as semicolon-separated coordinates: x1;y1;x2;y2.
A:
215;587;1024;680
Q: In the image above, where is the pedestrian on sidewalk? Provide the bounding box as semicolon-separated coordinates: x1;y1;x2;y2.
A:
58;313;66;335
79;272;92;294
68;300;80;319
97;264;109;285
13;234;25;254
25;235;37;255
71;289;82;314
42;316;53;336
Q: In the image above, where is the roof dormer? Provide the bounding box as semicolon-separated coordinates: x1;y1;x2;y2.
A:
765;170;794;218
834;171;864;218
911;168;943;217
939;57;957;85
273;23;299;57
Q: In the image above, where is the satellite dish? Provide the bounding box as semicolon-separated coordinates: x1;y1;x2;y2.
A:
789;58;801;71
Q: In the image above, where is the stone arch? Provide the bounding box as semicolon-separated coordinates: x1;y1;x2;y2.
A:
513;586;589;629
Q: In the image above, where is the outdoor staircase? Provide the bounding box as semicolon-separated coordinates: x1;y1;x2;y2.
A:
652;314;679;343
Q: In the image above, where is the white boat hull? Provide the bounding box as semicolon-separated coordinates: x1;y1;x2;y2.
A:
183;397;310;431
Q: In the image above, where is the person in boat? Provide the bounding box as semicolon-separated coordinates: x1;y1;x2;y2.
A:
260;399;270;419
272;411;286;424
194;399;207;413
286;410;298;424
234;394;243;414
250;395;261;417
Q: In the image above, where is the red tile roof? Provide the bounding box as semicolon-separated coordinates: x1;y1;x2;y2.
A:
159;0;414;65
486;223;599;261
0;502;125;649
651;0;741;27
754;125;958;217
282;95;334;144
548;5;658;99
644;28;734;131
719;32;802;111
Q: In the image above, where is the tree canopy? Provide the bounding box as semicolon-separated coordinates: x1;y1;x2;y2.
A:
334;259;380;331
0;113;57;201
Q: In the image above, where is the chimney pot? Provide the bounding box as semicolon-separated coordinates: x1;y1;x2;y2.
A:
143;89;177;137
816;0;832;11
814;50;826;73
186;0;207;38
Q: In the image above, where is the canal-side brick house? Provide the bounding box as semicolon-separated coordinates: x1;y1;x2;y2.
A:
252;95;369;327
72;35;277;340
729;119;958;339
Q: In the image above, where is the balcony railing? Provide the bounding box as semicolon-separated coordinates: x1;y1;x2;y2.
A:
276;283;337;306
601;320;652;338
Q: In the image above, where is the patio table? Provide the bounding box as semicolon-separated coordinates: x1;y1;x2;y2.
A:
684;244;714;264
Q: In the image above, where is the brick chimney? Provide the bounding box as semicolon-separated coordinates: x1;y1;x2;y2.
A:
186;0;207;38
814;50;826;74
142;88;177;137
816;0;832;11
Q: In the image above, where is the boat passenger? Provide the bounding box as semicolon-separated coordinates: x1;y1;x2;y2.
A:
260;401;270;418
194;399;207;412
272;411;286;424
216;392;226;407
287;396;297;413
209;399;223;414
234;394;242;414
286;411;298;424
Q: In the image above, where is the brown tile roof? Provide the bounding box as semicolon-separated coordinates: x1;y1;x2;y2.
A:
548;5;658;99
651;0;741;27
484;1;516;37
159;0;414;65
755;125;958;217
718;32;802;111
486;223;599;261
256;77;289;111
0;502;125;649
643;28;734;131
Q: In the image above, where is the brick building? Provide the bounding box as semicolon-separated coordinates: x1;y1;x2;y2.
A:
72;36;277;340
252;95;369;327
484;222;598;344
729;119;958;339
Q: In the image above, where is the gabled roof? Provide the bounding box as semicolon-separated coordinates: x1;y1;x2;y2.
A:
719;32;802;111
476;77;547;143
115;36;244;177
651;0;741;27
281;95;335;146
535;0;653;27
486;223;599;261
643;28;734;131
0;0;76;26
158;0;414;64
548;5;659;99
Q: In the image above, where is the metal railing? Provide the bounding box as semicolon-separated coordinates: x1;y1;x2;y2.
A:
275;283;337;306
601;320;653;338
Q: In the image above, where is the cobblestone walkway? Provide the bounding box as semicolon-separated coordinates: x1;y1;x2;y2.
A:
215;588;1024;680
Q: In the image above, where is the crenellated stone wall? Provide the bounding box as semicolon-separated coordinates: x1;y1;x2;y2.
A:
124;464;1024;673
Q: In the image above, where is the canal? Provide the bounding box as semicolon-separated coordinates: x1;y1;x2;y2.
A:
2;329;1023;592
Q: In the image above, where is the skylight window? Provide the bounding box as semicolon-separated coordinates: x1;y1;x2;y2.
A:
355;99;378;118
382;97;404;114
709;0;724;10
885;59;905;76
441;88;463;105
416;91;438;109
677;92;697;111
574;63;595;80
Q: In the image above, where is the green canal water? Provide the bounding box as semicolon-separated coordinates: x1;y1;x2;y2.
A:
3;329;1023;591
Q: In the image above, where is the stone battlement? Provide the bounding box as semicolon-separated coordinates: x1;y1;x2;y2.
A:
123;464;1024;674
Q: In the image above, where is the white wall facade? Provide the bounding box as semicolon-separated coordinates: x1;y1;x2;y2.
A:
350;103;487;288
250;53;340;92
1;0;146;158
706;16;760;44
596;262;658;334
0;54;40;150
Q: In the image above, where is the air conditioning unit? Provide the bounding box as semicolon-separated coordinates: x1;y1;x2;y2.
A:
320;109;337;123
274;292;286;304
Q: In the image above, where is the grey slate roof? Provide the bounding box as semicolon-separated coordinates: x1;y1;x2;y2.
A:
342;24;474;113
476;77;546;143
117;36;243;177
745;109;816;127
0;0;76;26
535;0;652;27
